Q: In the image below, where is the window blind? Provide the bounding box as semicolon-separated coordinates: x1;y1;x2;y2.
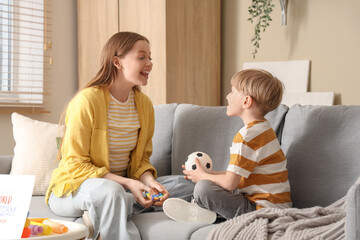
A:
0;0;51;110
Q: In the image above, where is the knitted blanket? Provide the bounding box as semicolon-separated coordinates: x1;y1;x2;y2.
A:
207;197;346;240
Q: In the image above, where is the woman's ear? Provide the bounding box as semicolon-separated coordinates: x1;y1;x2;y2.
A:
112;56;122;69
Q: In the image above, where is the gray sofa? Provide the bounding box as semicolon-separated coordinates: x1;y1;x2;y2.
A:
1;103;360;239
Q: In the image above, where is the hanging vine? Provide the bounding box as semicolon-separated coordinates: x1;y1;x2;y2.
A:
248;0;275;59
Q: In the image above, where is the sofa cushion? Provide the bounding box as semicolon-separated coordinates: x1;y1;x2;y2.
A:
10;113;64;196
132;211;211;240
190;225;216;239
264;104;289;143
171;104;289;175
150;104;177;176
281;105;360;208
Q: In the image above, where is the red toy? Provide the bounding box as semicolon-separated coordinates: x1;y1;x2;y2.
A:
21;227;31;238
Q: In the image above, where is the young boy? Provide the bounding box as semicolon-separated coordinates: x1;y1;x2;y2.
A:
163;69;292;223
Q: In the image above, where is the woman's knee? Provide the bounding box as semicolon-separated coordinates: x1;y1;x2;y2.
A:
83;178;132;206
48;192;83;217
96;179;126;198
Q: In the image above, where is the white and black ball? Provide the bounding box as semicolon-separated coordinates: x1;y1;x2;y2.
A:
185;151;213;173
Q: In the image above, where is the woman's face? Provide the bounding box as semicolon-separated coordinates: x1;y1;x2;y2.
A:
117;40;153;86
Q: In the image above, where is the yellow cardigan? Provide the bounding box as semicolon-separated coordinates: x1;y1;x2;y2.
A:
45;87;157;203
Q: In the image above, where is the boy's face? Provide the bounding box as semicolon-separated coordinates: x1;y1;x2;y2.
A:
226;86;246;117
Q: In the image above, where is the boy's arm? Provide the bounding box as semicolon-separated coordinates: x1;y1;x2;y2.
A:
204;171;241;191
183;159;241;191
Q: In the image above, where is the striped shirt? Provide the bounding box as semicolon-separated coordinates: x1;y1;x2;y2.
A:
227;120;292;209
107;90;140;176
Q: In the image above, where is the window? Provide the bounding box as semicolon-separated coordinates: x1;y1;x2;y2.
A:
0;0;51;109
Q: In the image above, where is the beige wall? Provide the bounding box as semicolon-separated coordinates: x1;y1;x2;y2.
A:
222;0;360;105
0;0;78;155
1;0;360;154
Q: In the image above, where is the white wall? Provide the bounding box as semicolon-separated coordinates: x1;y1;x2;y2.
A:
0;0;78;155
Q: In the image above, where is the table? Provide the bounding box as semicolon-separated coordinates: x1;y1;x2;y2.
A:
14;219;87;240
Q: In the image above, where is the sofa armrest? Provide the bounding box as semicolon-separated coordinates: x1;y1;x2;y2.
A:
346;182;360;240
0;155;13;174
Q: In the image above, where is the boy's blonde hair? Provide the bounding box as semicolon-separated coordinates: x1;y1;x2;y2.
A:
231;69;284;114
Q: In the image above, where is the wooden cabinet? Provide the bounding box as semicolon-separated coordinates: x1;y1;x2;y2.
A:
77;0;119;90
77;0;221;106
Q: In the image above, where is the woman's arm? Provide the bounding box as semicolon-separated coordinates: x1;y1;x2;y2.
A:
61;91;109;179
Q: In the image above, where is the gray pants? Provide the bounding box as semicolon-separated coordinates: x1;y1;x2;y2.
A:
194;180;256;220
48;175;194;240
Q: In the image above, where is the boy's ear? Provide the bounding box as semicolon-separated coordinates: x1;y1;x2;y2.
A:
243;95;253;109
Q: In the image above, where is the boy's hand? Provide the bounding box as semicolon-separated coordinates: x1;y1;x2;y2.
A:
183;158;207;183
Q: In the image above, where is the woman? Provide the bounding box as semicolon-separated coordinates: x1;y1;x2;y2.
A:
45;32;171;240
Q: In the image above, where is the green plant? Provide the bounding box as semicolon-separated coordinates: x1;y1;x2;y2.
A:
248;0;275;59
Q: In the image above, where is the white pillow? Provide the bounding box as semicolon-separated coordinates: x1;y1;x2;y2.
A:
10;113;64;196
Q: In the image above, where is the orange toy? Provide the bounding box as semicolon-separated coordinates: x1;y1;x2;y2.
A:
43;219;68;234
23;218;30;228
29;217;49;223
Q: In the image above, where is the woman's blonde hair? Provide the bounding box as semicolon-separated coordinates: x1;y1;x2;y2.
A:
231;69;284;114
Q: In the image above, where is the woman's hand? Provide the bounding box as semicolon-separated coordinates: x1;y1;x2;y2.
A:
183;158;207;183
140;171;170;206
126;178;154;208
145;180;169;206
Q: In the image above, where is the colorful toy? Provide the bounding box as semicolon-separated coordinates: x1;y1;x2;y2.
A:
21;217;32;238
185;151;213;173
21;227;31;238
29;217;49;223
30;221;52;235
29;224;44;235
24;218;31;228
43;219;68;234
146;192;164;201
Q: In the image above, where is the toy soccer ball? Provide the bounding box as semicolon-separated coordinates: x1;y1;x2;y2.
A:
185;151;213;173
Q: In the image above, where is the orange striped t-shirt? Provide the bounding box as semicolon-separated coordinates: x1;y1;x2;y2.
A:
107;90;140;176
227;120;292;209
